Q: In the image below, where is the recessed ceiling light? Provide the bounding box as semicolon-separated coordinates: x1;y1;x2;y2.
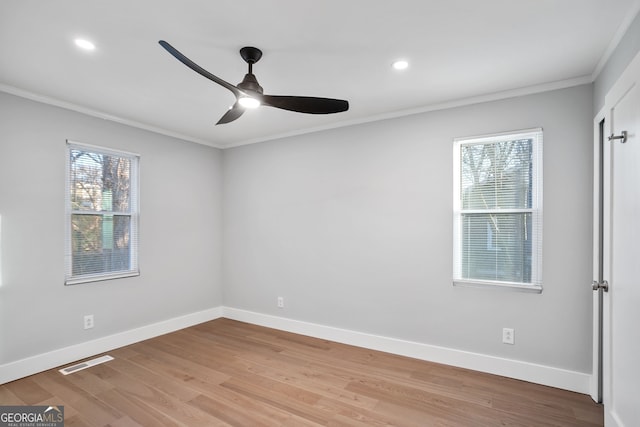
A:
392;60;409;70
74;38;95;51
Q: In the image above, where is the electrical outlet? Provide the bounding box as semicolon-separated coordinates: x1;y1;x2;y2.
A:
84;314;94;330
277;297;284;308
502;327;514;344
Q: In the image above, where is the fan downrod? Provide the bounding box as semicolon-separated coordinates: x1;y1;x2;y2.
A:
240;46;262;64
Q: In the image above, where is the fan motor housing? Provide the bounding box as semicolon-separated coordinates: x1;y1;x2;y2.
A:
237;73;263;94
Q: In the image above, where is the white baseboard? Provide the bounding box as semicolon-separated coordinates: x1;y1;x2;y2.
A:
0;306;223;385
1;305;591;394
589;368;600;402
223;307;592;394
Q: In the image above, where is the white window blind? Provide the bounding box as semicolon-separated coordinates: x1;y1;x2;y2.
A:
65;141;139;285
453;129;542;291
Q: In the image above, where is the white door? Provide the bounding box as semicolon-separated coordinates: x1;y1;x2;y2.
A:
602;51;640;427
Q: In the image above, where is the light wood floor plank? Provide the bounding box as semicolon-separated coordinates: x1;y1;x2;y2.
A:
31;371;122;426
4;376;53;404
0;319;602;426
96;389;183;427
0;386;26;405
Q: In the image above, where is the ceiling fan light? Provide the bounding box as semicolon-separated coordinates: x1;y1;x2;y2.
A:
74;38;95;51
392;60;409;70
238;96;260;109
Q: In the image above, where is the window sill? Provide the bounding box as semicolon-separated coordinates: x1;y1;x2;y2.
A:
453;279;542;293
65;271;140;286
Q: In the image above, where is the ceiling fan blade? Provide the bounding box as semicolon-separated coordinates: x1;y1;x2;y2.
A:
216;102;245;125
261;95;349;114
159;40;241;97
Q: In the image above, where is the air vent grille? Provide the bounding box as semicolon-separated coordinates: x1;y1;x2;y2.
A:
58;355;114;375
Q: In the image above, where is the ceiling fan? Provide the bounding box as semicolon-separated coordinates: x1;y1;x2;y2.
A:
158;41;349;125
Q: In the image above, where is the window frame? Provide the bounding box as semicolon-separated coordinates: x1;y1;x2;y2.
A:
65;140;140;285
452;128;543;293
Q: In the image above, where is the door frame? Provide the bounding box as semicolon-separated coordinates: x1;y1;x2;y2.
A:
590;107;606;403
594;49;640;426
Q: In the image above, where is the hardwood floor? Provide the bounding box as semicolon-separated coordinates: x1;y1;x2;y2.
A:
1;318;603;426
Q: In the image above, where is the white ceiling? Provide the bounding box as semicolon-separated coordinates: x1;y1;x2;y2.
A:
1;0;638;148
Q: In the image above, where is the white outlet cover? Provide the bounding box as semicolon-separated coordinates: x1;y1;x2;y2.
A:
84;315;94;329
502;328;515;344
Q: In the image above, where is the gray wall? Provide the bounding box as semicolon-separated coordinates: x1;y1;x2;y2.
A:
4;9;639;377
0;92;223;365
223;84;594;373
594;11;640;113
0;83;597;376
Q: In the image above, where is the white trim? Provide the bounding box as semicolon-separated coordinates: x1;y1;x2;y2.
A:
453;127;544;144
452;129;543;289
1;76;590;150
0;84;220;148
591;0;640;80
225;78;589;149
453;280;543;293
606;412;623;427
591;105;607;403
1;305;590;393
67;139;141;158
222;307;591;394
64;271;140;286
0;307;223;385
457;209;534;214
65;142;141;285
599;48;640;427
604;49;640;107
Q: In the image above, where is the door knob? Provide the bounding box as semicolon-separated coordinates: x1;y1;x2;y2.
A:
608;131;627;143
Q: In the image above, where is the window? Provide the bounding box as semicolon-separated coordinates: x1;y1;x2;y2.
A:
65;141;139;285
453;129;542;292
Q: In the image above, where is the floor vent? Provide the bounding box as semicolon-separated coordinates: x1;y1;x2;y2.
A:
59;355;114;375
